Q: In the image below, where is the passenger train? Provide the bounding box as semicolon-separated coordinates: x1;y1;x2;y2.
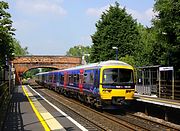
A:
35;60;135;108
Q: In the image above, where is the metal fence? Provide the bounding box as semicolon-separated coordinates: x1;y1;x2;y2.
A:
135;66;159;96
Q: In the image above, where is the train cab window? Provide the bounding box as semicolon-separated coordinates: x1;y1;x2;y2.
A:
103;69;133;84
103;69;118;83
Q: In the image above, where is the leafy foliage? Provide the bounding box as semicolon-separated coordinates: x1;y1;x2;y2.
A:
153;0;180;68
23;68;40;79
90;2;140;63
0;1;15;67
41;68;56;72
66;45;91;57
13;39;29;56
66;45;91;63
134;25;156;66
119;55;136;66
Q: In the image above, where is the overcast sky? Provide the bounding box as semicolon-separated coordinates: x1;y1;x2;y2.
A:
6;0;155;55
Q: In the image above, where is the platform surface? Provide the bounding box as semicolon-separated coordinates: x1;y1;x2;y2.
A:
135;93;180;109
2;85;88;131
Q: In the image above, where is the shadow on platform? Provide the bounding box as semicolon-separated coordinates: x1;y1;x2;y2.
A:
2;86;29;131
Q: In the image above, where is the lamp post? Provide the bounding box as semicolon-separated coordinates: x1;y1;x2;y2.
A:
112;46;118;60
84;54;90;64
78;45;84;64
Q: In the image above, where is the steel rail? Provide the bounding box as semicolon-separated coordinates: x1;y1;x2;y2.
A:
37;88;151;131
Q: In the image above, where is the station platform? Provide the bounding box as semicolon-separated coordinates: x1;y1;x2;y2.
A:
2;85;88;131
134;93;180;109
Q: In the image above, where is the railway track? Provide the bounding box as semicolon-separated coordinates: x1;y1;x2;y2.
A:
31;86;179;131
126;112;180;130
105;110;180;131
37;88;136;130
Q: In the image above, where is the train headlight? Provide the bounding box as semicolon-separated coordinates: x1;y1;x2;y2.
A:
102;89;112;93
126;90;133;93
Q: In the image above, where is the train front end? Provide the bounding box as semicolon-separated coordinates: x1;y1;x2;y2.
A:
99;63;135;106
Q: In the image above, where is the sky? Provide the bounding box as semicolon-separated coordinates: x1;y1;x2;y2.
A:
5;0;156;55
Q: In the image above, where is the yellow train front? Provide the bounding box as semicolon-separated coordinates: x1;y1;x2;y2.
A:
98;61;135;108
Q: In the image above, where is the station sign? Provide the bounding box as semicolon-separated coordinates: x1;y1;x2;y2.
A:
159;67;174;71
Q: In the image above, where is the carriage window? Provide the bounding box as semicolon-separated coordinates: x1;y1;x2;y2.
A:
95;70;99;88
42;75;45;81
89;72;94;84
49;74;53;82
60;75;64;84
59;75;61;82
73;74;79;83
83;73;88;83
69;74;74;84
83;72;94;84
54;74;57;82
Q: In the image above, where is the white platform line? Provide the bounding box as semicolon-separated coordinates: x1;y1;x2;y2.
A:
27;85;88;131
24;86;65;131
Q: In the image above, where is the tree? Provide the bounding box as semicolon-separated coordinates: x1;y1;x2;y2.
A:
66;45;91;63
153;0;180;69
41;68;56;72
23;68;40;79
13;39;29;56
90;2;140;63
66;45;91;57
133;24;157;66
0;1;15;67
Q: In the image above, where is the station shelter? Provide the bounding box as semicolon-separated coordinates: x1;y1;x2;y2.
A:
135;65;180;100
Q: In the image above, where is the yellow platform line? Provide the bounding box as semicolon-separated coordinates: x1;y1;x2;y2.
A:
22;86;50;131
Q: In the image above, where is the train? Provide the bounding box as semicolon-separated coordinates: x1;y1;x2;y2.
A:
35;60;135;109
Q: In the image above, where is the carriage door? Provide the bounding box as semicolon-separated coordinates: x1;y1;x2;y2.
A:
64;72;68;88
79;69;84;93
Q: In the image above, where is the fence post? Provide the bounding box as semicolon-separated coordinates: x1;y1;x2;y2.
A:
159;70;161;98
172;70;174;99
9;65;11;95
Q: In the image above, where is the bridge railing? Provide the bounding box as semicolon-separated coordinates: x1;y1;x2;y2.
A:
0;82;11;130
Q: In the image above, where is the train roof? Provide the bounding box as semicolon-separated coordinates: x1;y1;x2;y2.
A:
63;60;131;71
36;60;132;75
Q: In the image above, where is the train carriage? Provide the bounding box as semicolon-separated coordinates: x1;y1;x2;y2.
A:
35;60;135;109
